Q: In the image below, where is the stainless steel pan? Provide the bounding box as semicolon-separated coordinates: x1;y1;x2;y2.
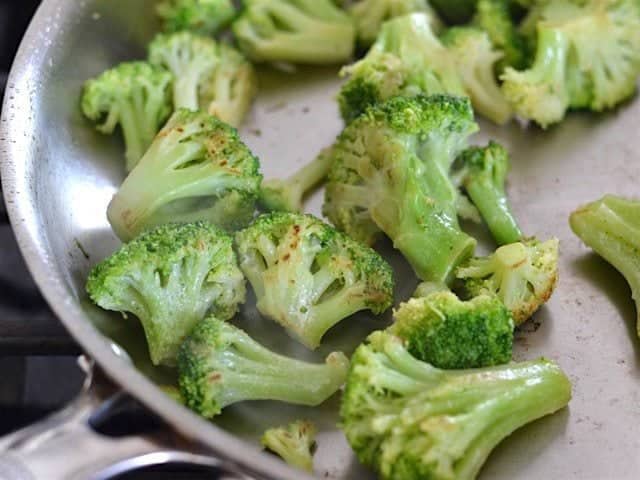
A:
1;0;639;478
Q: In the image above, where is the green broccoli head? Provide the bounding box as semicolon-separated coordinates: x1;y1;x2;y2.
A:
232;0;356;65
570;195;640;337
454;141;522;245
81;61;172;172
156;0;236;35
199;43;257;128
391;291;514;369
502;0;640;128
107;109;262;241
259;147;334;213
338;13;465;124
456;237;558;325
149;31;219;111
348;0;442;47
324;95;478;285
472;0;529;72
262;420;317;472
178;316;349;418
86;222;245;366
235;212;394;349
340;330;572;480
441;27;513;124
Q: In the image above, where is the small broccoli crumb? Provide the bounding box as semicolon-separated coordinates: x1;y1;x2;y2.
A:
262;420;317;472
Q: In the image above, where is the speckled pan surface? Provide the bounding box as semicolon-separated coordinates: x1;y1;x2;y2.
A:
1;0;639;478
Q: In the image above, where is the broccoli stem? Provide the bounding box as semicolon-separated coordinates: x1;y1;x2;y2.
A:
570;195;640;336
174;66;205;110
465;177;522;245
117;99;147;172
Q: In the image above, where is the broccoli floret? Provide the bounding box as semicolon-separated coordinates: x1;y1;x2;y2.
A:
262;420;317;472
348;0;442;47
178;316;349;418
391;291;513;369
472;0;529;71
456;238;558;324
156;0;236;35
149;32;219;111
232;0;356;65
86;222;245;366
338;13;465;124
81;62;172;172
441;27;513;124
324;95;478;285
501;0;640;128
570;195;640;337
107;109;262;241
259;147;333;213
198;43;257;128
429;0;477;24
340;330;572;480
235;212;394;349
454;141;522;245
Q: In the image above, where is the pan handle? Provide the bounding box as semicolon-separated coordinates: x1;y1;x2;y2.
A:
0;357;254;480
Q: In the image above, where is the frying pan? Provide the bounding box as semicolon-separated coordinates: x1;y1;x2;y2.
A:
1;0;640;479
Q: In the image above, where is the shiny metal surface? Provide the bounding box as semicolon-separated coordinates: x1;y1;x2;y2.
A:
1;0;640;478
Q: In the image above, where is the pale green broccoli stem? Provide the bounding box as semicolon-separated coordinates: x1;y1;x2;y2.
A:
259;148;333;213
501;27;570;128
175;59;215;110
466;179;521;245
570;195;640;336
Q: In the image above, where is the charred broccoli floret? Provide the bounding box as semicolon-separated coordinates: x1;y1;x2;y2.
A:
570;195;640;337
235;213;394;349
340;330;572;480
232;0;356;65
338;13;465;124
324;95;478;285
441;27;513;124
454;141;522;245
156;0;236;35
81;62;172;172
472;0;529;71
107;109;261;241
348;0;442;47
178;317;349;418
456;238;558;324
501;0;640;128
391;291;513;369
198;43;258;127
86;222;245;366
262;420;317;472
259;147;333;213
149;32;218;111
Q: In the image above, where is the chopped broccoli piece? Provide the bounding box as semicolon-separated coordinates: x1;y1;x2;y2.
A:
149;32;218;111
324;95;478;285
259;147;333;213
340;330;572;480
86;222;245;366
178;316;349;418
456;238;558;325
235;212;394;349
107;109;262;241
348;0;442;47
232;0;356;65
156;0;236;35
338;13;465;124
570;195;640;337
391;291;514;369
454;141;522;245
81;61;172;172
501;0;640;128
198;43;258;127
262;420;317;472
472;0;529;71
441;27;513;124
429;0;477;24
